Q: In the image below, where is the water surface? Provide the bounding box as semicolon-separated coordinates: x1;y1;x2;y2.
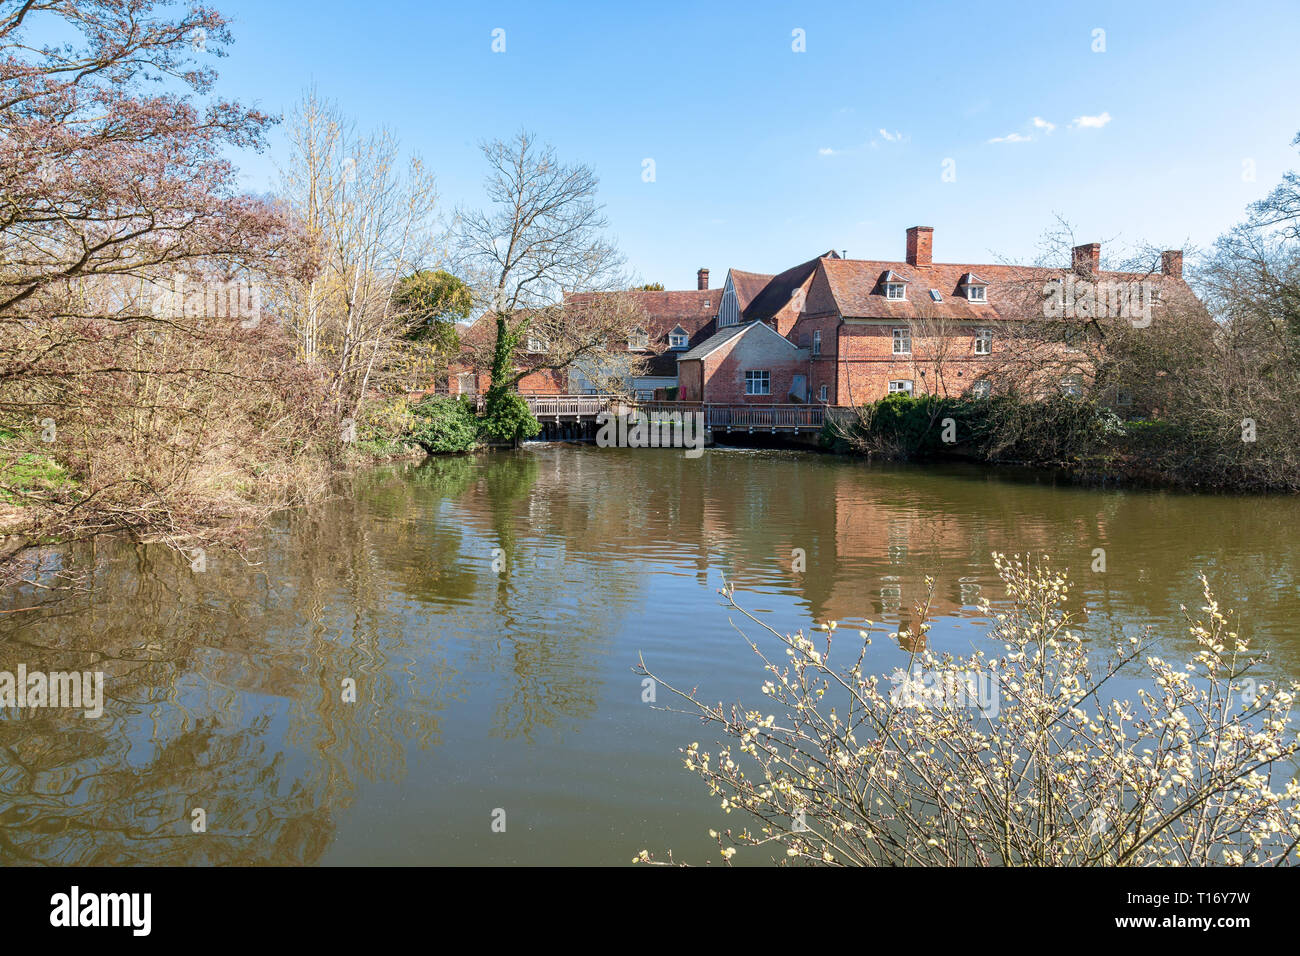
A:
1;445;1297;865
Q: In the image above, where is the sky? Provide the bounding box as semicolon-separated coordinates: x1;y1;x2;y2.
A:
200;0;1299;287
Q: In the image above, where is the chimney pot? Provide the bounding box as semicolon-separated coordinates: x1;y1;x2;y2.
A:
906;226;933;267
1161;250;1183;278
697;267;709;290
1072;242;1101;275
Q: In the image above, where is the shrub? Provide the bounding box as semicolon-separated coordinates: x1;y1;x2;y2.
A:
406;397;481;454
479;392;541;444
636;553;1300;866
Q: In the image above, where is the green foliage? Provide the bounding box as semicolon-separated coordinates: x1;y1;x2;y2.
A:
0;452;74;505
632;282;665;291
479;392;541;444
845;393;1123;464
407;396;481;454
394;270;471;350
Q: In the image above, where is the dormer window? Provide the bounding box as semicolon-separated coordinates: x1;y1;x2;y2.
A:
627;328;649;350
527;334;548;353
668;326;689;350
959;273;988;302
880;270;908;300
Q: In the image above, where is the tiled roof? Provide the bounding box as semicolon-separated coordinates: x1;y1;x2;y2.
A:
676;322;752;361
729;270;775;311
819;258;1190;321
741;252;836;323
565;288;718;378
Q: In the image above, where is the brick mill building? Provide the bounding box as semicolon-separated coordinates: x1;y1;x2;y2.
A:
452;226;1191;406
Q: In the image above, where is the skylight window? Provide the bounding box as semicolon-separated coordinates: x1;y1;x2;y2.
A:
929;290;942;302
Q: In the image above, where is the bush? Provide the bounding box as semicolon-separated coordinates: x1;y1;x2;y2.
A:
636;554;1300;866
479;392;541;444
406;396;481;454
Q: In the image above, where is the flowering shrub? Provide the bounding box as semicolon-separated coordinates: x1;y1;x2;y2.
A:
636;553;1300;866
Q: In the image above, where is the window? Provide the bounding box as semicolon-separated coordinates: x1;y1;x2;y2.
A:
885;283;907;300
719;287;738;327
669;330;688;349
888;379;913;395
526;335;548;353
966;284;986;302
745;370;771;395
627;328;649;350
974;329;993;355
969;379;991;399
929;289;943;302
1060;374;1084;399
818;384;829;402
1116;388;1134;407
812;330;822;355
892;327;911;355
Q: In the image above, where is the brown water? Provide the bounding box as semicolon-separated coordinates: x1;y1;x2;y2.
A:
1;445;1297;865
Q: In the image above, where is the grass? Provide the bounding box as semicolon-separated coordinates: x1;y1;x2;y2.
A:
0;425;76;506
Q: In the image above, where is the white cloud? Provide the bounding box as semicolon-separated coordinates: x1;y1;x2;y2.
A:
1032;116;1056;133
1070;111;1112;129
987;132;1032;144
818;147;836;156
877;128;906;143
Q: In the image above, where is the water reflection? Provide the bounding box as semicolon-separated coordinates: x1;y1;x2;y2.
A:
1;446;1297;865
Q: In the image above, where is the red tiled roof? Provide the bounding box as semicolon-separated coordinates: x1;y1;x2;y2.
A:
729;270;774;311
819;257;1191;321
566;289;718;376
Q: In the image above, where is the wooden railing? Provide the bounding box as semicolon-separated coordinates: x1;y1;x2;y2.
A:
705;404;825;430
523;393;615;418
519;394;827;431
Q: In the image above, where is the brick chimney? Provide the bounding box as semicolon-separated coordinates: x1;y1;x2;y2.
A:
1072;242;1101;275
906;226;933;267
1161;250;1183;278
697;267;709;290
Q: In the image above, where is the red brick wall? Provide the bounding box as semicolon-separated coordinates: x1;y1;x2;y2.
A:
789;310;841;404
835;322;999;405
701;327;811;403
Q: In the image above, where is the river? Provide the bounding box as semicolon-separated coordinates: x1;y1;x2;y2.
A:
1;444;1297;865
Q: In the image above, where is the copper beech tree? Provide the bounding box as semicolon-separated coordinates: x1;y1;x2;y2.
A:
0;1;328;564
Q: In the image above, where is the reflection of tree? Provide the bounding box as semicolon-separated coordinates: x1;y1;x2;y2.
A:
0;486;463;864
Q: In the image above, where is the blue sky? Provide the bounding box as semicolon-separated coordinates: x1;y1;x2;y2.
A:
208;0;1300;286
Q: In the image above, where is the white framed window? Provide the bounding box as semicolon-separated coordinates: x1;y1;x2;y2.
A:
1060;374;1084;398
888;379;913;395
526;335;548;353
812;329;821;355
745;370;771;395
818;384;829;402
974;328;993;355
669;330;688;349
966;284;986;302
969;379;991;399
627;328;649;350
885;283;907;300
892;327;911;355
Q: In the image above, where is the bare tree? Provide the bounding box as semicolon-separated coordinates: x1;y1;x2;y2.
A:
274;90;440;417
455;132;633;404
